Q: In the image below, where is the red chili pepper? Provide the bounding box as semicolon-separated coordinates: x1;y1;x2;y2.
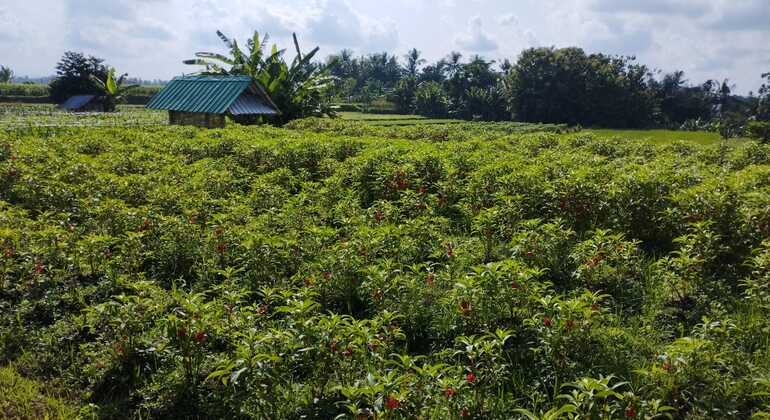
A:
426;273;435;286
460;301;472;315
384;395;400;410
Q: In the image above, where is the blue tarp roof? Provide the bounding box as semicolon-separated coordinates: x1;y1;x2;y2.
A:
60;95;98;111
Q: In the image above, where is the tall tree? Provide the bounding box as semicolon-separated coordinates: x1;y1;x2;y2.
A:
326;49;358;79
414;81;449;117
651;71;716;125
419;59;448;83
0;66;12;83
506;47;656;127
757;72;770;121
445;55;502;119
403;48;426;78
445;51;463;78
359;53;402;88
49;51;108;104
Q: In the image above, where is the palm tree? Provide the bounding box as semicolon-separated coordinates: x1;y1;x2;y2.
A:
185;30;335;124
446;51;463;78
403;48;426;78
90;68;139;112
719;78;734;105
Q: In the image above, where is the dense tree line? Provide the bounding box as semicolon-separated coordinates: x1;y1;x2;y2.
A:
325;46;769;131
35;42;769;133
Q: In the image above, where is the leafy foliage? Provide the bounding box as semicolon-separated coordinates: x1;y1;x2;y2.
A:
90;68;140;112
1;123;769;418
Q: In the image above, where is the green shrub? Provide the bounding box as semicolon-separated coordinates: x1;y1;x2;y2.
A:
748;120;770;143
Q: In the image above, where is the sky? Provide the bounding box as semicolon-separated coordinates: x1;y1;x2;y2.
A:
1;0;769;93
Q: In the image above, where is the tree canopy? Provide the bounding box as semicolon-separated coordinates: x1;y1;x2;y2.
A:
49;51;108;104
0;66;13;84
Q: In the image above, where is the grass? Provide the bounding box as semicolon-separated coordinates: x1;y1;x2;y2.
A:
338;111;462;126
588;128;752;146
0;105;755;145
0;365;79;420
338;114;753;144
338;112;429;120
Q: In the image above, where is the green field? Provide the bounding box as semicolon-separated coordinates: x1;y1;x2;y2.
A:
1;119;769;418
338;111;462;126
0;105;750;148
338;112;746;145
0;83;50;98
589;128;752;146
1;104;166;129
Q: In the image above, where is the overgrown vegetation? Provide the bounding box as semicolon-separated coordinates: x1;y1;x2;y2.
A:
0;365;79;419
1;121;770;418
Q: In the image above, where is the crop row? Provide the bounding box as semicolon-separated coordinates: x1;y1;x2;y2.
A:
1;124;769;418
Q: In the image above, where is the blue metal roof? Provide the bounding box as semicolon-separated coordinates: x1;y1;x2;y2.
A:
146;75;279;115
60;95;98;111
229;92;279;115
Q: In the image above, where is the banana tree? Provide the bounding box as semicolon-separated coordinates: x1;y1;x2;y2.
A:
185;30;335;124
90;68;139;112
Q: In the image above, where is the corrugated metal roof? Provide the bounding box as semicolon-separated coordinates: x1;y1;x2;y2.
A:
229;92;280;115
146;75;279;115
60;95;97;111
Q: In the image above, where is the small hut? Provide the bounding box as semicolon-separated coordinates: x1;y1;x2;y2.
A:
146;75;280;128
60;95;105;112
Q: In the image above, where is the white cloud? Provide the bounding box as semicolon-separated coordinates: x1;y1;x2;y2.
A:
706;0;770;31
305;0;399;51
455;16;498;52
499;13;519;26
590;0;711;17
